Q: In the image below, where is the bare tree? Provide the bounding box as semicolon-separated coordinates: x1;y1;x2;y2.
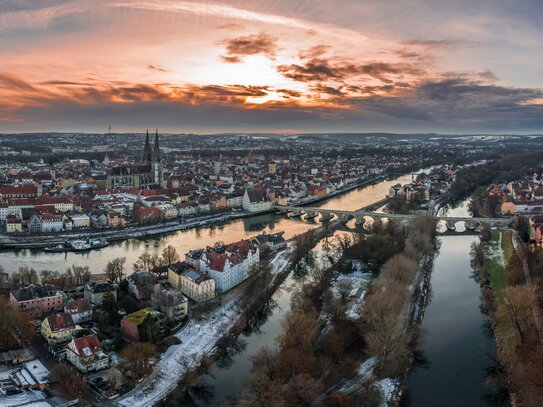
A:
497;284;537;342
134;252;155;273
39;269;53;284
68;264;90;286
379;253;418;285
104;257;126;283
160;245;179;267
13;265;39;287
51;364;87;397
121;342;158;380
363;278;411;375
0;296;34;349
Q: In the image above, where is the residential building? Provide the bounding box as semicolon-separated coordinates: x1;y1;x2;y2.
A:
64;299;92;324
10;285;65;318
84;282;117;306
127;270;157;300
168;261;215;302
27;214;64;233
253;232;287;252
120;307;161;342
151;284;189;323
135;206;161;224
242;188;273;212
200;239;259;292
5;214;22;233
41;313;76;344
66;334;109;373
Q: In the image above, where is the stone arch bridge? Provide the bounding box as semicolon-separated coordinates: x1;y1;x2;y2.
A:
275;205;513;232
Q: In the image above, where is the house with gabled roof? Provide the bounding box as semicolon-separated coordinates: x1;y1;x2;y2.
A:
66;334;109;373
41;313;76;344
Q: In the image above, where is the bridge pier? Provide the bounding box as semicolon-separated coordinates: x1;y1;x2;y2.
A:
320;213;333;222
275;205;514;232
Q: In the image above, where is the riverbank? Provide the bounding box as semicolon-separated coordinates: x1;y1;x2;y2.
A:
335;218;438;407
117;246;295;407
475;229;542;407
0;175;384;250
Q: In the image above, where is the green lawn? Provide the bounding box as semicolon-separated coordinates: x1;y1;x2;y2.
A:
486;229;519;356
486;230;509;302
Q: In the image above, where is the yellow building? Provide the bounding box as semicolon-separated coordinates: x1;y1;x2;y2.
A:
168;262;215;302
41;313;76;344
6;215;22;233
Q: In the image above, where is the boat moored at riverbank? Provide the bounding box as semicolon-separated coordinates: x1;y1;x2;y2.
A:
44;238;109;253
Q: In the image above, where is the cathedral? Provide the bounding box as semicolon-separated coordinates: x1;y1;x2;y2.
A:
107;130;163;189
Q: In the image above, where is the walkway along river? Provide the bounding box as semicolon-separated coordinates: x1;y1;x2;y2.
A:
403;199;508;406
0;172;421;275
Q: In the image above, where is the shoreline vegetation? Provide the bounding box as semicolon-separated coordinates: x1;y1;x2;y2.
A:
472;226;543;407
230;215;438;407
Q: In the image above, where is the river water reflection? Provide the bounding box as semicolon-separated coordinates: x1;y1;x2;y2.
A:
404;199;507;407
0;173;416;275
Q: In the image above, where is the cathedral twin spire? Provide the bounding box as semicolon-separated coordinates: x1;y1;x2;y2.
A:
143;129;160;164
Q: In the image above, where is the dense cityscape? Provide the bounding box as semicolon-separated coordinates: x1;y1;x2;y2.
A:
0;132;542;407
2;1;543;407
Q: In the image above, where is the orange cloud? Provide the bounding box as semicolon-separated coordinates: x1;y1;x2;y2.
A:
219;32;277;63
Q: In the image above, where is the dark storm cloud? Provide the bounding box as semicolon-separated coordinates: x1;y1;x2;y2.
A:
354;77;543;126
277;58;423;83
298;44;330;60
2;68;543;133
219;32;277;63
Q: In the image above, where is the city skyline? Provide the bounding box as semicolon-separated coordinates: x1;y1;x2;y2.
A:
1;0;543;133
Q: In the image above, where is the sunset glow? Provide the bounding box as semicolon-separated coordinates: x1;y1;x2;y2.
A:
1;0;543;132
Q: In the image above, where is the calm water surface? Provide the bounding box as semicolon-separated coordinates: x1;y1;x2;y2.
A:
404;200;506;407
0;173;416;275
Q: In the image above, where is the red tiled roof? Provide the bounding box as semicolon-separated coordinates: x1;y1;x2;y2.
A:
73;334;102;356
47;313;75;331
35;196;72;205
0;185;37;195
65;298;91;314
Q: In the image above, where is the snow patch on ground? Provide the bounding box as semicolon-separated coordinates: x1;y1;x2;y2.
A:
118;297;240;406
376;377;399;407
331;270;373;320
117;249;292;407
488;231;506;269
357;356;378;381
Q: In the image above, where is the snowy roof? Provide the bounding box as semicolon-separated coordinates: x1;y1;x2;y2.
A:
22;360;50;385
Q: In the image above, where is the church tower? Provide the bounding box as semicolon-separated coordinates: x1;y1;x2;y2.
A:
152;129;163;186
142;129;153;164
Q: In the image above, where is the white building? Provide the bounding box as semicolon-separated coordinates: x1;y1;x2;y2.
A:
200;239;259;292
157;203;178;219
66;334;109;373
0;203;8;220
28;214;64;233
227;195;243;208
242;189;273;213
64;299;92;324
178;202;197;217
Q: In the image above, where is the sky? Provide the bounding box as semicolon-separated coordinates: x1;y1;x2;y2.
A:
1;0;543;134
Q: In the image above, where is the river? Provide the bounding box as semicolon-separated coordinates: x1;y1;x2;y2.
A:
162;235;340;406
403;199;507;406
0;173;417;275
1;169;504;406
